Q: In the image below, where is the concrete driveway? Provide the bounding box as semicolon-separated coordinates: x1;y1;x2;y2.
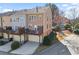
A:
10;41;39;55
35;42;71;55
0;42;12;52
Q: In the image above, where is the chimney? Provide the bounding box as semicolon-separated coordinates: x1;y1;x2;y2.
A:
36;7;38;12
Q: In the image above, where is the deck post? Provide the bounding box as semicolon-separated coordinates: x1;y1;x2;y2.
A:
39;35;40;44
19;34;21;44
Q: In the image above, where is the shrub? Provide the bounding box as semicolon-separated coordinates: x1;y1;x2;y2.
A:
54;25;61;32
0;41;6;46
48;31;57;40
43;36;52;45
11;41;21;50
64;24;72;30
0;36;3;39
43;31;57;45
75;23;79;29
9;38;13;41
74;29;79;35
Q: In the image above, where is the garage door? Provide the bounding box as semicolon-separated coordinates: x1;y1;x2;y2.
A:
13;35;24;42
28;35;43;43
0;33;2;36
3;33;8;38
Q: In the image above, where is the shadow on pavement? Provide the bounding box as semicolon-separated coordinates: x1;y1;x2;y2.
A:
34;39;71;55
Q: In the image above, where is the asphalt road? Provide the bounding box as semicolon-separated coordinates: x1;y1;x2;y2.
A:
35;42;71;55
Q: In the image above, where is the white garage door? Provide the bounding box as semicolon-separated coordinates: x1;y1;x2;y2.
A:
28;35;43;43
13;35;24;41
0;33;2;36
3;33;8;38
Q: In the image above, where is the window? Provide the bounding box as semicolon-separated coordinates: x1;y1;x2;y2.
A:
34;16;36;20
10;18;12;22
29;16;31;20
15;26;18;31
13;18;15;22
47;24;48;29
16;18;19;22
29;15;33;21
19;16;24;21
39;15;42;20
29;15;38;20
34;25;38;31
2;19;4;22
32;16;33;20
47;17;48;21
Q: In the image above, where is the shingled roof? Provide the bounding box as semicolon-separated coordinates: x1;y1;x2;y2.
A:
0;11;17;17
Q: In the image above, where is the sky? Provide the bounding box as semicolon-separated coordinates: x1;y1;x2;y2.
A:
0;3;46;12
0;3;79;19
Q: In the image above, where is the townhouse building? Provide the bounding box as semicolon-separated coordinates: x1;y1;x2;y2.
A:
0;12;15;29
11;6;52;36
0;6;52;43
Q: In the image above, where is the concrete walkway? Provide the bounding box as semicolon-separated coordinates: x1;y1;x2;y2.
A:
0;42;12;52
10;41;39;55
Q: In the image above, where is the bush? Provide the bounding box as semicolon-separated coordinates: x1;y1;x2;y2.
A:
9;38;13;41
75;23;79;29
43;31;57;45
43;36;52;45
0;36;3;39
0;41;7;46
11;41;21;50
64;24;72;30
74;29;79;35
49;31;57;40
54;25;61;32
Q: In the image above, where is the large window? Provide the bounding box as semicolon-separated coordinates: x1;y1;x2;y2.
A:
15;26;18;31
19;16;24;21
29;16;32;20
33;15;37;20
29;15;37;21
29;15;42;21
12;18;15;22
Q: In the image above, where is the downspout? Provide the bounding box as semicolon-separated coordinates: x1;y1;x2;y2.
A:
42;14;44;44
26;14;28;41
1;17;3;36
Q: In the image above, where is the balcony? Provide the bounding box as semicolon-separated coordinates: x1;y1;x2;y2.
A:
0;26;43;35
0;27;4;32
25;26;43;35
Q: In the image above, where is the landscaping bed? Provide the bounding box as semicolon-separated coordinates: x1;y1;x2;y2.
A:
35;31;59;54
35;45;50;53
35;39;58;53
